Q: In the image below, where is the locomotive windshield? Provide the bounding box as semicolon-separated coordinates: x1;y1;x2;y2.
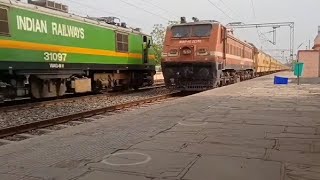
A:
171;24;212;38
172;26;191;38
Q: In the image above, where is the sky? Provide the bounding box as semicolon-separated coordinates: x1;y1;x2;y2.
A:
28;0;320;62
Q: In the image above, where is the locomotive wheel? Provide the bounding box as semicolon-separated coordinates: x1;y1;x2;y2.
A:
232;75;239;84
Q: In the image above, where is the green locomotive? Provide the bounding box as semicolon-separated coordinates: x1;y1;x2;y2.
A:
0;0;156;102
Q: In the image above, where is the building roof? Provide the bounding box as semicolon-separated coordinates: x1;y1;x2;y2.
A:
313;26;320;50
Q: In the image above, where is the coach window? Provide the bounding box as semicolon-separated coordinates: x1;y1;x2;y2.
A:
116;33;129;52
0;7;9;36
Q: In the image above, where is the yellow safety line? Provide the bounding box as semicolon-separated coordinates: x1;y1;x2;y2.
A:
0;40;155;60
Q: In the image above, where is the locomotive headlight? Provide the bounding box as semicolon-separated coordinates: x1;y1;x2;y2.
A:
168;49;179;57
182;48;192;55
198;48;207;53
197;48;209;56
170;49;178;54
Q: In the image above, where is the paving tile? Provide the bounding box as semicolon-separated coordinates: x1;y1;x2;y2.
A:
285;127;317;134
265;149;320;166
76;171;151;180
245;118;316;127
266;132;320;139
204;123;285;133
165;125;204;133
182;143;266;159
152;132;206;143
131;139;190;152
28;167;88;180
0;173;24;180
203;136;275;149
183;155;281;180
200;126;281;139
20;176;44;180
312;142;320;153
88;150;198;179
276;138;313;152
284;163;320;180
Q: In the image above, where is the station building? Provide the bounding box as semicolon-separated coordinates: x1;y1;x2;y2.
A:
298;26;320;77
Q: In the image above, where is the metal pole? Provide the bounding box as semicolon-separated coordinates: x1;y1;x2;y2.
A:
309;40;311;50
297;64;300;85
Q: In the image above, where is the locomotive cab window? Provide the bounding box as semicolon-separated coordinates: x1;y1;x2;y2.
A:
171;24;212;38
0;7;9;36
192;24;212;37
116;33;129;52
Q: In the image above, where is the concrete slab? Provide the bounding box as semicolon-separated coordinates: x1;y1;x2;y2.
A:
202;136;276;149
0;72;319;179
77;171;151;180
0;173;24;180
131;139;191;152
284;163;320;180
87;150;198;179
182;142;266;159
182;155;282;180
28;167;88;180
265;149;320;166
151;132;206;143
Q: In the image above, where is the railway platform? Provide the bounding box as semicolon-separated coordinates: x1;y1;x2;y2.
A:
1;72;320;180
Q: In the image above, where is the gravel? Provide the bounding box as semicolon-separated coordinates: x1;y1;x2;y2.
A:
27;130;49;136
3;135;29;141
0;88;172;129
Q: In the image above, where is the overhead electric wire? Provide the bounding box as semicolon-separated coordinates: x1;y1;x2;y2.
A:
64;0;136;22
217;0;240;18
248;0;268;49
207;0;233;20
250;0;256;18
138;0;178;19
118;0;171;21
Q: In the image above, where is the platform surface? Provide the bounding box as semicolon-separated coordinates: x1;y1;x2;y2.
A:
1;72;320;180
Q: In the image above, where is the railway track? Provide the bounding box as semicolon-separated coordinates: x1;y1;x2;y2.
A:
0;73;280;143
0;82;165;113
0;91;187;142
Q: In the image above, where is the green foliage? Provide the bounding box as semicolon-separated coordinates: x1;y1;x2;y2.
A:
150;24;166;65
150;21;180;65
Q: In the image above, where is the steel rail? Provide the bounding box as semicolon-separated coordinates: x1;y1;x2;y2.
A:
0;92;179;139
0;83;165;113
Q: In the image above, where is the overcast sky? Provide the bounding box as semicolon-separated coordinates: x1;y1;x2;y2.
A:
53;0;320;61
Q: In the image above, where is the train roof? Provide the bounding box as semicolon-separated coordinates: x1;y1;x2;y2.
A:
167;18;285;65
169;20;254;48
168;20;220;28
0;0;149;36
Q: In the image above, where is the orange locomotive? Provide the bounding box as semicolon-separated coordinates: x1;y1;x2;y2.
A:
161;17;256;91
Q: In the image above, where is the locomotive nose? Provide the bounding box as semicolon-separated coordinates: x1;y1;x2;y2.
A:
181;67;194;78
181;47;193;55
198;68;210;79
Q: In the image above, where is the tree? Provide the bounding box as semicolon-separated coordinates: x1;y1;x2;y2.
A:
150;24;166;65
150;21;179;65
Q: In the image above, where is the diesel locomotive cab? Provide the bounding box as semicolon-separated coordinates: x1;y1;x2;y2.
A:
162;19;220;91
